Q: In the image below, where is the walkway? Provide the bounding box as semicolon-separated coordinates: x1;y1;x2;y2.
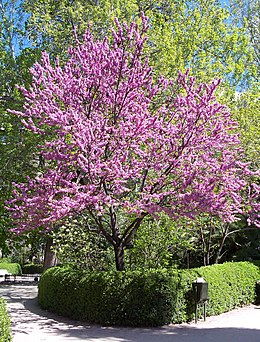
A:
0;283;260;342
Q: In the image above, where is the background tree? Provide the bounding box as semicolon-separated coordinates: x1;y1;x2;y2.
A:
129;214;193;269
7;17;259;270
52;217;115;271
0;0;42;257
23;0;255;86
185;214;260;266
231;87;260;168
227;0;259;170
230;0;260;77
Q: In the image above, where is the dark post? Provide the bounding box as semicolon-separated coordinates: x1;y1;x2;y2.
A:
187;250;191;269
192;277;208;323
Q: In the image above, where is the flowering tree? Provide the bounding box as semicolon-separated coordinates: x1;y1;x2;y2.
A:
8;16;259;270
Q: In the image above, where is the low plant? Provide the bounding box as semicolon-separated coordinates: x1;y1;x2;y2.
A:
0;262;22;275
0;297;12;342
22;263;43;274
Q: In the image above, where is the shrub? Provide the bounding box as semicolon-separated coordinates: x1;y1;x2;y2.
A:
39;267;179;326
0;297;12;342
190;262;260;320
0;258;11;263
22;263;43;274
38;261;260;326
0;262;22;275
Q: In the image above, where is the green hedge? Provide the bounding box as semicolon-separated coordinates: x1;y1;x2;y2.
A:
0;258;11;263
196;262;259;315
0;263;22;275
0;297;12;342
22;263;43;274
38;261;260;326
39;268;178;326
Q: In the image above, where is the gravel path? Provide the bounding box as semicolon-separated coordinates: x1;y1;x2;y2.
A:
0;283;259;342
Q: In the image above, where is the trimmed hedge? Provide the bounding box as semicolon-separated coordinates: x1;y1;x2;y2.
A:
22;263;43;274
0;263;22;275
39;268;178;326
187;262;260;320
0;297;12;342
38;261;260;326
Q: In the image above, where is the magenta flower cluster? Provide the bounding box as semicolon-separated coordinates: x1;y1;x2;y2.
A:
7;15;259;234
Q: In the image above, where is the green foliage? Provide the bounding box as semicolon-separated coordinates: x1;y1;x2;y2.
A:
228;226;260;262
193;262;260;319
252;260;260;305
129;214;193;269
38;267;178;326
21;263;43;274
7;230;46;266
0;1;43;256
52;219;115;271
231;87;260;168
0;258;10;263
182;215;258;267
230;0;260;77
0;261;22;275
24;0;255;87
38;261;260;326
170;268;199;323
53;214;194;271
130;213;260;270
0;297;12;342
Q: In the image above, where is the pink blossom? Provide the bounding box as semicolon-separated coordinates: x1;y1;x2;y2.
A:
7;16;259;239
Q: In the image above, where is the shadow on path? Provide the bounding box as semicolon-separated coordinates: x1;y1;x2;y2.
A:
1;283;260;342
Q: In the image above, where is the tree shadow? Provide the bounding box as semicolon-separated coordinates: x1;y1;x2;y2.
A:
22;298;260;342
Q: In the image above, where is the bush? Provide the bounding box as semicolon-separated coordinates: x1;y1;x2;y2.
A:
22;263;43;274
0;262;22;275
0;297;12;342
38;261;260;326
188;262;260;320
0;258;11;263
39;267;179;326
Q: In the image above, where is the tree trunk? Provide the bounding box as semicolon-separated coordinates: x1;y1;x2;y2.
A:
214;223;229;264
114;244;125;271
206;224;213;266
43;236;57;271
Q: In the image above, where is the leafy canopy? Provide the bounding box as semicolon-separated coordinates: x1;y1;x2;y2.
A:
24;0;255;87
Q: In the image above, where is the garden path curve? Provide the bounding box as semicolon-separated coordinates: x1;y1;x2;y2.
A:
0;283;260;342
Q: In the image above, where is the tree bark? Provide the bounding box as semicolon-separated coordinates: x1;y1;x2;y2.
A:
214;223;229;264
43;236;57;271
114;243;125;271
